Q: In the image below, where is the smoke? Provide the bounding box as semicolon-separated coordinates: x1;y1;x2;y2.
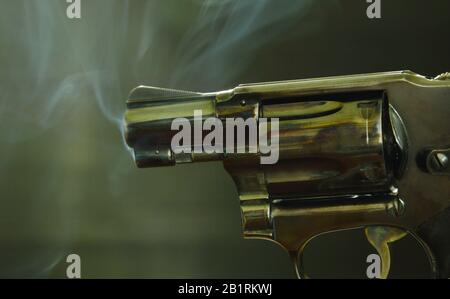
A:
0;0;332;143
171;0;332;89
0;0;331;277
0;1;127;143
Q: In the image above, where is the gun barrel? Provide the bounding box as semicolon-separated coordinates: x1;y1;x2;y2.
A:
125;86;218;167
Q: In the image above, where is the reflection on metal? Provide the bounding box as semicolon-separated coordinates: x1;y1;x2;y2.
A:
125;71;450;278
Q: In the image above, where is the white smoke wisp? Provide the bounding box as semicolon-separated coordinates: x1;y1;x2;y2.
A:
0;0;332;277
171;0;332;90
0;0;332;143
0;0;165;145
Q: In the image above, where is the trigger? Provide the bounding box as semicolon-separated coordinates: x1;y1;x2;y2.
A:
365;226;407;279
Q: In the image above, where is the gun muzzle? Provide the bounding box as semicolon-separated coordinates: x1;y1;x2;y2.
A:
125;86;219;167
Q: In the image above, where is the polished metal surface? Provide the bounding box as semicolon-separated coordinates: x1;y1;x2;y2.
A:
125;71;450;278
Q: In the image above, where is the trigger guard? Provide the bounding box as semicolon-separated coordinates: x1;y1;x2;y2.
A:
290;249;308;279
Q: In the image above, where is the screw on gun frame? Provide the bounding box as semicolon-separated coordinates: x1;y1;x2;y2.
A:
386;186;406;218
417;147;450;175
433;153;448;170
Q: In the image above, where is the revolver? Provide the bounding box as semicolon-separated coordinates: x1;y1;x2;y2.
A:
124;71;450;278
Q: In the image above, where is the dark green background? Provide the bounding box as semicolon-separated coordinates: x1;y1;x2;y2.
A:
0;0;449;278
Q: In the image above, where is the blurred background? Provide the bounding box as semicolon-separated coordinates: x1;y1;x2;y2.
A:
0;0;449;278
